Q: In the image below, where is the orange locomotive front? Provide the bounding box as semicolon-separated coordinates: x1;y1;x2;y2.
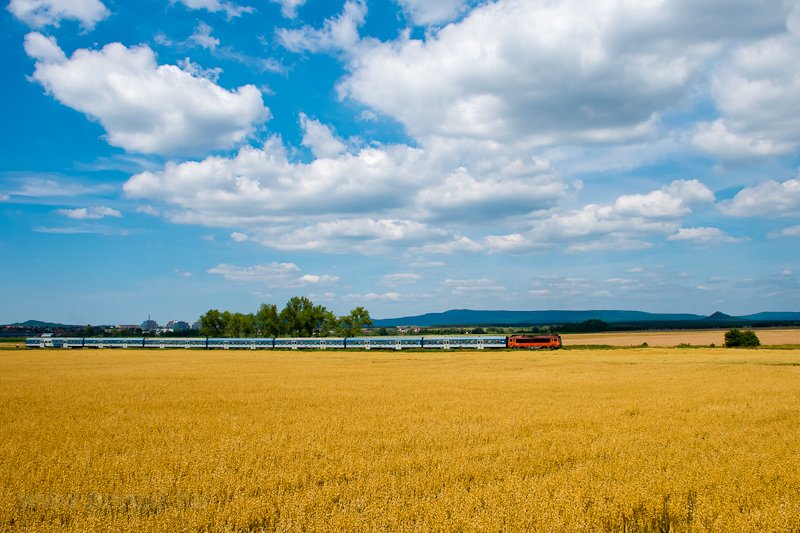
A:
507;334;562;349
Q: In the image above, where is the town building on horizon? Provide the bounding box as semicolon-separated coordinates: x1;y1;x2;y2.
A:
141;317;158;333
165;320;191;331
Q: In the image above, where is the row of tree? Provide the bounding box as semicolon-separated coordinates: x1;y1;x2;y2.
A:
198;297;372;338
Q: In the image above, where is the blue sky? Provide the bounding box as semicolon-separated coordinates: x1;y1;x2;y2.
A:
2;0;800;326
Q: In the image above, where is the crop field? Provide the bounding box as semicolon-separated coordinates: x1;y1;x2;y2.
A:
561;328;800;347
1;347;799;532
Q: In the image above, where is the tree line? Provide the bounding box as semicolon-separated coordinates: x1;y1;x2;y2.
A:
198;297;372;338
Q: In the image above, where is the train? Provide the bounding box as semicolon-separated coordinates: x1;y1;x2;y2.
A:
25;334;562;350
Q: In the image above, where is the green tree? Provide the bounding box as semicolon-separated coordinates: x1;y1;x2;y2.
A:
220;312;254;338
240;313;256;338
222;311;235;337
724;328;760;347
200;299;369;339
255;303;282;337
337;306;373;337
249;313;259;337
316;308;338;337
280;296;318;337
199;309;224;337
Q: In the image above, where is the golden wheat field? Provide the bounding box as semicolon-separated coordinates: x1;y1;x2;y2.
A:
561;328;800;347
1;347;799;532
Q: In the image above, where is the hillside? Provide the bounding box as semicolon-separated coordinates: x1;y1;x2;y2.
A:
372;309;706;327
699;312;745;323
742;312;800;322
6;320;79;328
372;309;800;327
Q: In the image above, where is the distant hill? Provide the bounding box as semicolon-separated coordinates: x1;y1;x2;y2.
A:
6;320;80;328
372;309;800;327
372;309;706;327
741;312;800;322
700;312;745;323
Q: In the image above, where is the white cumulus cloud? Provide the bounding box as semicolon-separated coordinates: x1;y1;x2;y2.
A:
379;273;422;287
336;0;731;146
667;227;747;244
396;0;470;26
300;113;347;158
485;179;715;253
415;164;567;222
718;177;800;217
296;274;340;285
207;262;300;283
8;0;109;30
277;0;366;54
189;22;220;51
256;218;443;254
694;6;800;159
122;123;573;254
174;0;254;19
773;225;800;237
342;292;403;301
482;233;551;255
443;278;505;293
57;206;121;219
408;261;446;268
10;177;104;197
136;205;160;216
25;33;269;156
270;0;306;18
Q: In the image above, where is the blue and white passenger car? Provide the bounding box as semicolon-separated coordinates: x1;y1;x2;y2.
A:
344;336;423;350
26;334;517;350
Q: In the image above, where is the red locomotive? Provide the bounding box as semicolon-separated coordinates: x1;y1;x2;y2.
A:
507;334;562;349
